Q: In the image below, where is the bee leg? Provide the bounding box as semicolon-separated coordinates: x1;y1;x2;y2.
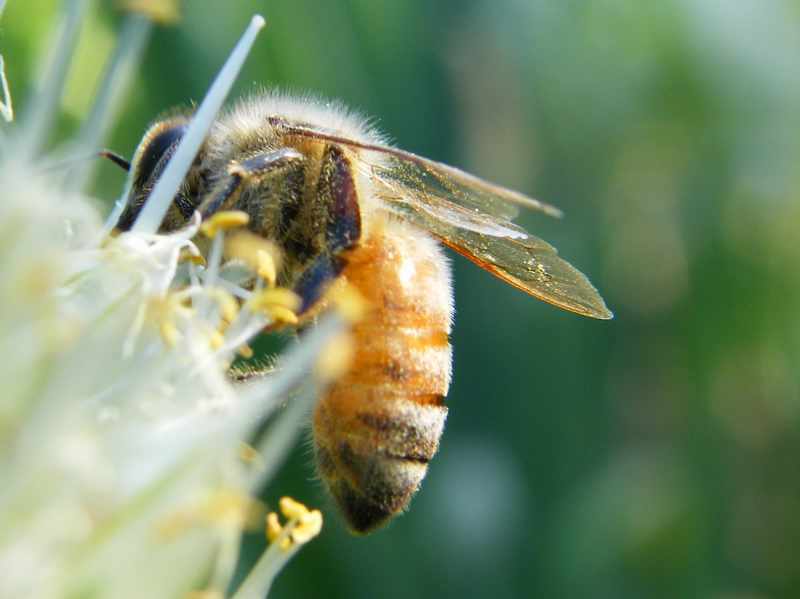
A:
293;253;346;315
198;148;305;218
288;146;362;316
318;145;361;252
227;359;275;383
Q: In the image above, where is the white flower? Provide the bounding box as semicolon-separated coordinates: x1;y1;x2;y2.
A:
0;5;336;598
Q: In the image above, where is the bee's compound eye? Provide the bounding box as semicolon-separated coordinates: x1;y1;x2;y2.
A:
132;120;188;186
115;118;190;232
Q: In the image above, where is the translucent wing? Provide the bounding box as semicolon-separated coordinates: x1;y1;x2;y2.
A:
274;120;613;319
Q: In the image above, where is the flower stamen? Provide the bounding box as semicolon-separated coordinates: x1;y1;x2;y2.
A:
246;288;301;326
224;230;283;288
265;497;323;552
200;210;250;238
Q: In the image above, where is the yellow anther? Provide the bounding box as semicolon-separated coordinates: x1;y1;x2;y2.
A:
266;512;282;543
314;332;355;382
148;294;195;348
224;231;283;285
200;210;250;238
246;288;301;327
266;498;323;550
207;287;239;323
120;0;182;24
279;496;310;520
290;510;323;544
248;288;301;313
160;320;180;347
208;329;225;350
238;442;263;466
256;249;277;287
179;248;206;266
268;305;299;326
237;344;254;359
326;280;369;323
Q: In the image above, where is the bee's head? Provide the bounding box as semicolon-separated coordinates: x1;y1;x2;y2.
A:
115;115;198;232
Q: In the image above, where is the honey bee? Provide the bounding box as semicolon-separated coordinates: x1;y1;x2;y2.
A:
115;92;612;533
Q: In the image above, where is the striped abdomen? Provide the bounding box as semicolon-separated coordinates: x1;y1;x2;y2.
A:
313;219;453;533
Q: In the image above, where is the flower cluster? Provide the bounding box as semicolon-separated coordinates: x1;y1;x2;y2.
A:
0;3;343;598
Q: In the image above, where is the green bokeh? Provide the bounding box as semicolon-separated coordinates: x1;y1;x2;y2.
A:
4;1;799;597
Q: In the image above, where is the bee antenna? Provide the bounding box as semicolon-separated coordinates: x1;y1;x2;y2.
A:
98;149;131;172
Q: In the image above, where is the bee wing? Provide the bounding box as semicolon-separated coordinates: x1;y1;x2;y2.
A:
276;121;612;320
376;190;613;319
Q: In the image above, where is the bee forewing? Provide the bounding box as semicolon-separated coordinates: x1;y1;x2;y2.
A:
275;121;611;319
441;229;612;319
275;121;563;220
354;151;611;319
359;148;563;220
378;198;612;319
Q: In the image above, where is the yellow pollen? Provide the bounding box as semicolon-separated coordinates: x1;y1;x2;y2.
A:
200;210;250;238
208;329;224;350
237;343;254;359
148;294;197;348
208;287;239;323
266;512;282;543
279;496;310;520
238;442;263;466
179;248;206;266
256;249;277;287
266;497;323;550
246;288;301;326
267;305;298;326
121;0;182;24
290;510;323;544
247;288;301;313
224;231;283;285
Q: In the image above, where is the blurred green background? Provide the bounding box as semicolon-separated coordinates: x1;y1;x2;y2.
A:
4;1;800;597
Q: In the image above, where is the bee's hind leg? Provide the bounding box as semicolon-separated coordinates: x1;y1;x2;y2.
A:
292;253;347;316
287;145;363;317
